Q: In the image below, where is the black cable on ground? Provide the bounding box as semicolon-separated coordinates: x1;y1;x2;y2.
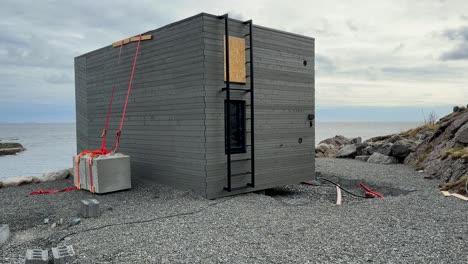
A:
316;177;370;199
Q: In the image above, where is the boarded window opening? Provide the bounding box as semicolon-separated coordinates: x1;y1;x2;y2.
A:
224;36;246;83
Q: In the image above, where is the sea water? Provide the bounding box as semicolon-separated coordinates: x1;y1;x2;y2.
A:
0;122;419;179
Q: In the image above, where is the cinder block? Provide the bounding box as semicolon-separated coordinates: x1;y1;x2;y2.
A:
25;249;48;264
0;224;9;244
52;245;75;264
73;153;131;194
80;199;100;218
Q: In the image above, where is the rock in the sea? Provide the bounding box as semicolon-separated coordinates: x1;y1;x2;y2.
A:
319;135;351;149
355;155;371;162
367;152;398;164
336;144;357;159
0;142;25;156
368;142;393;156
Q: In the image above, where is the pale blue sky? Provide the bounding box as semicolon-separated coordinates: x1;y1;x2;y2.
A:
0;0;467;122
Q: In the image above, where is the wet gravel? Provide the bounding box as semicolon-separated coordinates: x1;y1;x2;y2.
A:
1;158;467;263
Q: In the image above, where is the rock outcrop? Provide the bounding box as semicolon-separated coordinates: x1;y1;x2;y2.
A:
316;106;467;187
0;168;72;188
0;142;25;156
404;108;468;183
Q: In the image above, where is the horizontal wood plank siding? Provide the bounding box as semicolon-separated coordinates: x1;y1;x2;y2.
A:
75;14;207;196
202;14;315;199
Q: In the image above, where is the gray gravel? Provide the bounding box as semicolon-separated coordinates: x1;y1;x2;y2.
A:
1;158;467;263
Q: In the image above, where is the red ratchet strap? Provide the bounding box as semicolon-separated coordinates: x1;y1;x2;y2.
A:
100;40;124;152
30;187;77;195
360;183;384;198
113;35;142;152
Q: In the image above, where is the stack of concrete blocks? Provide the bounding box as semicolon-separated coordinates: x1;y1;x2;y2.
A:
73;153;131;194
25;249;48;264
0;224;9;244
52;245;76;264
80;199;101;218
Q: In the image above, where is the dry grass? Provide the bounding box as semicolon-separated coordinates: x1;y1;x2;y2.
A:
440;174;468;195
416;145;433;164
440;147;468;160
400;124;439;138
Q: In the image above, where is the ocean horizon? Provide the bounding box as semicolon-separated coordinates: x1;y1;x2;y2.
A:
0;121;420;179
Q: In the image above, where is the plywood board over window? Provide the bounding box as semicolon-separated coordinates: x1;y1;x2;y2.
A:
224;36;246;83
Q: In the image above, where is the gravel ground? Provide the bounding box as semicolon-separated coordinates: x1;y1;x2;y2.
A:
1;158;467;263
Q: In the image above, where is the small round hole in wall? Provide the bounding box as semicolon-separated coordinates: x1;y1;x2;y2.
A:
303;60;307;66
298;138;303;144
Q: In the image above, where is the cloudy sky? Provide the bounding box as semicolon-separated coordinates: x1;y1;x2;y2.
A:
1;0;467;122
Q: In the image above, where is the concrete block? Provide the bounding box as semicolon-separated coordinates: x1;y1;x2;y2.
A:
73;153;131;194
0;224;10;244
52;245;75;264
25;249;48;264
80;199;100;218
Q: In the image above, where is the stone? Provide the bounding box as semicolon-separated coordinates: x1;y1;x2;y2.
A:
51;223;57;228
43;218;49;224
336;144;357;159
368;142;393;156
80;199;101;218
454;123;468;143
351;137;362;144
391;142;411;159
453;106;460;112
388;134;402;143
318;135;351;149
0;224;10;244
41;169;71;182
68;217;81;227
355;155;371;162
367;152;398;164
25;249;48;264
356;143;369;156
315;143;331;153
52;245;76;264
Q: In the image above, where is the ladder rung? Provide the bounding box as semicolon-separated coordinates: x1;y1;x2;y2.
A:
245;61;251;64
231;171;251;177
221;88;251;92
244;33;251;37
245;47;251;50
231;158;251;162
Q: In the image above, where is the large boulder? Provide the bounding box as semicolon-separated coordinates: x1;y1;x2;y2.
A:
454;123;468;144
356;143;369;156
368;142;393;156
336;144;357;159
351;137;362;144
367;152;398;164
319;135;351;149
0;142;25;156
391;141;412;159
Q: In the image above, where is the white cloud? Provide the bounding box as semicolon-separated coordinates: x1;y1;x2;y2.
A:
0;0;467;109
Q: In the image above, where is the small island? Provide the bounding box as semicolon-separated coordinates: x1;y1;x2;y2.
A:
0;142;26;156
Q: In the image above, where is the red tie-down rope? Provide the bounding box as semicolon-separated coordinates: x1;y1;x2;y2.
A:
113;35;142;152
100;40;125;152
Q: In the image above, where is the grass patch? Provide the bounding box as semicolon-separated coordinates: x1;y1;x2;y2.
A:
440;174;468;195
0;142;23;149
416;145;433;164
440;147;468;160
400;124;439;138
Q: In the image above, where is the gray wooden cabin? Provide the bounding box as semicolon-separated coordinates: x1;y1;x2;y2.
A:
75;13;315;199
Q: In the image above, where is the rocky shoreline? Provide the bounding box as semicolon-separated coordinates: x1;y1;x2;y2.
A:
316;106;468;194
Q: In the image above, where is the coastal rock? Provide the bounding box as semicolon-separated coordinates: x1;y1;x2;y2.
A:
42;169;71;182
388;134;402;143
336;144;357;159
351;137;362;144
391;142;411;159
367;152;398;164
319;135;351;149
316;143;332;153
404;108;468;183
356;143;369;156
368;142;393;156
0;168;73;188
365;134;393;143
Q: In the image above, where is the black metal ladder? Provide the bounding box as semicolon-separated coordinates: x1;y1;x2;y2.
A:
218;14;255;192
